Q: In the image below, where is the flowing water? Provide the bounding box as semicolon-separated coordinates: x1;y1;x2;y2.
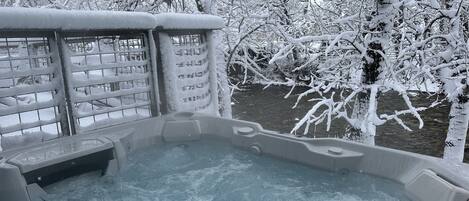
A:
45;139;410;201
232;84;469;162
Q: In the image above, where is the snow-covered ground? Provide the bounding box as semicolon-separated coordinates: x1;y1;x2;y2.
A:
0;42;60;151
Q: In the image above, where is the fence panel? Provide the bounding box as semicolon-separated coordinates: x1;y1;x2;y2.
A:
158;32;218;114
0;33;67;150
60;32;155;133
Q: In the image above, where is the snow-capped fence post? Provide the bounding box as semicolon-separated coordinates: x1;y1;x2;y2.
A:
206;30;220;114
156;32;178;113
153;14;225;116
196;0;233;119
145;30;162;116
54;32;78;135
51;32;76;135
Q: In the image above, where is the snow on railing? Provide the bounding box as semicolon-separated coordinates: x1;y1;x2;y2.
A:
0;7;156;31
0;7;224;151
154;13;224;30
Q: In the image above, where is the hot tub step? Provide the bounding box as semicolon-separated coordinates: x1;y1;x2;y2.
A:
7;138;114;174
22;148;114;187
6;138;115;187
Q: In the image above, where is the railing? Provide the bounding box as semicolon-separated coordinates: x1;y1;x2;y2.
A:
0;8;224;151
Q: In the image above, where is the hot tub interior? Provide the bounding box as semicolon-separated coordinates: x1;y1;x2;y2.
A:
44;138;410;201
1;114;469;201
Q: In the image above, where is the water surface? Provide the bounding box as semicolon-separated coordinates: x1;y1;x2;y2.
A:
45;140;410;201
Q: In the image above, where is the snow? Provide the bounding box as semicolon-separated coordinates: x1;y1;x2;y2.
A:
0;93;60;151
78;112;149;132
1;131;58;151
74;87;150;103
364;85;379;137
428;0;441;8
159;33;179;112
206;31;221;115
72;73;149;88
0;8;224;31
0;99;58;117
154;13;224;30
0;8;227;151
0;7;156;31
443;101;469;162
0;66;57;80
408;80;439;93
159;32;218;114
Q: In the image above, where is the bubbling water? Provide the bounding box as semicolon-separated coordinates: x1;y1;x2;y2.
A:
45;139;410;201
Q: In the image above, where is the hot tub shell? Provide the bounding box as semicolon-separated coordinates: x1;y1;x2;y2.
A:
1;112;469;201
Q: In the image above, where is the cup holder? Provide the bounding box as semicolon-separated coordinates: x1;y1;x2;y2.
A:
173;112;195;119
236;127;255;135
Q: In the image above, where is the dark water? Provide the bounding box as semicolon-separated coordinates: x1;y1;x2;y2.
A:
232;84;469;163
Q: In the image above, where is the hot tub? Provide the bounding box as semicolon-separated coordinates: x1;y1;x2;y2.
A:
1;112;468;201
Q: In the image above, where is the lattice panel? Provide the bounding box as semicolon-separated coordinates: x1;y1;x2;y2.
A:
63;33;153;131
0;35;64;144
169;33;214;113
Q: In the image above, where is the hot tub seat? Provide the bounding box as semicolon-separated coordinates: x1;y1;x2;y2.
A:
8;138;113;174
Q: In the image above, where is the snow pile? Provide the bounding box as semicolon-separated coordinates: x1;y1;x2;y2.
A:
1;131;58;151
